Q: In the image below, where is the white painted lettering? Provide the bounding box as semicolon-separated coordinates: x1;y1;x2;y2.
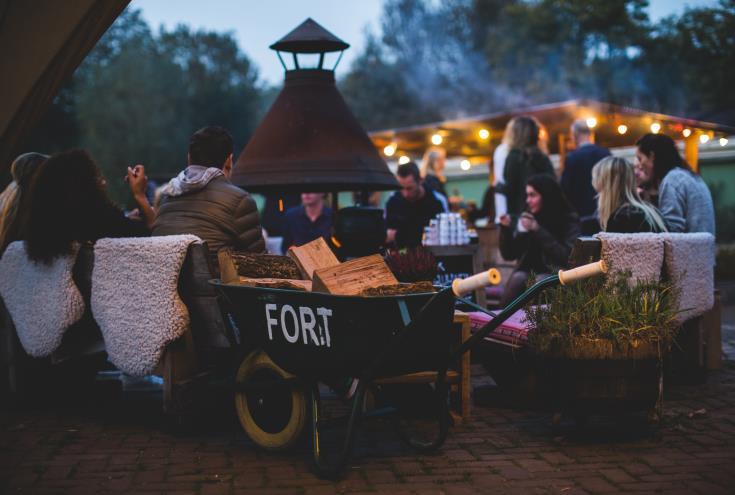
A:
280;305;299;343
299;307;320;346
316;307;333;348
265;304;278;340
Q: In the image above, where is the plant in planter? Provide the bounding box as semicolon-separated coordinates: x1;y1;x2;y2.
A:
524;271;680;421
384;247;438;283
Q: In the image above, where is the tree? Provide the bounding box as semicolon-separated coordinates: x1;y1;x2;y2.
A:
340;36;441;130
643;0;735;123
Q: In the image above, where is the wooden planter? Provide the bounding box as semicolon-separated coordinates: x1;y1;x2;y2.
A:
479;340;663;420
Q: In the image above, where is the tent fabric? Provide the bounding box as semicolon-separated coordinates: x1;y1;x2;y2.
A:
0;0;130;181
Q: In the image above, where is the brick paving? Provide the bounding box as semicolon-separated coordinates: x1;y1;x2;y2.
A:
1;356;734;495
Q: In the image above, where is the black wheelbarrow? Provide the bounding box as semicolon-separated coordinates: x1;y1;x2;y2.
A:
211;260;606;478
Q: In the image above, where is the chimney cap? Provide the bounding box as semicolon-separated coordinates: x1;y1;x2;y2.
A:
269;18;350;54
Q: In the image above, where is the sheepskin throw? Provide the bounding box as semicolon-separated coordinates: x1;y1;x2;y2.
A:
595;232;664;284
0;241;84;357
661;233;715;323
91;235;200;376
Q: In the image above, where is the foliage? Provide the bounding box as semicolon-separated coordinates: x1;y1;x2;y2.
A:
384;247;438;282
23;8;263;205
525;271;680;359
341;0;735;129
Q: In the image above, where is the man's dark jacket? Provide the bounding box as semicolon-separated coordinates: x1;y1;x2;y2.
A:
561;143;611;217
153;171;264;255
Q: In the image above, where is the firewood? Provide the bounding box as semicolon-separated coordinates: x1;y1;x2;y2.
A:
312;254;398;295
237;277;312;291
218;248;302;280
360;281;436;296
287;237;340;280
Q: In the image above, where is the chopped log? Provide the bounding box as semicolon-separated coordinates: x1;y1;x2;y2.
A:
312;254;398;296
217;249;239;283
287;237;340;280
360;281;436;297
238;277;312;291
218;248;302;280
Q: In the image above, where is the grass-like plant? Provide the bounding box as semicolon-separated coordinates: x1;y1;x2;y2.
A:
525;271;680;359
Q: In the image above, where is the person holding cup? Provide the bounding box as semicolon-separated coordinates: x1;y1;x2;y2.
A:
498;174;580;306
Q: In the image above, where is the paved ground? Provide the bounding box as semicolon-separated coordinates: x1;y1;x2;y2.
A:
1;357;734;495
2;307;734;495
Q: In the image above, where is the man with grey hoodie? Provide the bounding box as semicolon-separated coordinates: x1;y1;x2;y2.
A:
153;126;265;257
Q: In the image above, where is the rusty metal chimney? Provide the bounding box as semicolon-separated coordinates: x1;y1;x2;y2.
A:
231;18;398;193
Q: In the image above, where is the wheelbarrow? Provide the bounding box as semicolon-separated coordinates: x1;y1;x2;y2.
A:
211;260;606;478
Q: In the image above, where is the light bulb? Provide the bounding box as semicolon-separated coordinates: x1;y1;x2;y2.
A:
431;133;443;145
700;134;710;144
682;128;692;138
617;124;628;135
478;129;490;140
719;137;728;147
460;159;471;171
650;122;661;134
398;155;410;165
383;144;396;157
586;117;597;129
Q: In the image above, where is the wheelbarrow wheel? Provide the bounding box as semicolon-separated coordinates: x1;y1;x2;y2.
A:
234;351;307;451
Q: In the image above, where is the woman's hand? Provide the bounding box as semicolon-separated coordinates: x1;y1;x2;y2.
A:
499;214;512;227
519;212;539;232
126;164;155;229
126;165;148;198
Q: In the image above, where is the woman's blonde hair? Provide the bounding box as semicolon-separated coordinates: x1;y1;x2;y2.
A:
420;147;446;179
0;152;47;250
591;156;667;232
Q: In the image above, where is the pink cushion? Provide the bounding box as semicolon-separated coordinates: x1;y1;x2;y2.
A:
468;309;531;346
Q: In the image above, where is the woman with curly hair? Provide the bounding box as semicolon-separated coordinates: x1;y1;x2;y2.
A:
0;152;47;253
25;149;153;264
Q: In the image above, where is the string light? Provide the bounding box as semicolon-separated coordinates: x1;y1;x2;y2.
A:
682;128;692;138
720;137;729;147
700;134;710;144
460;159;471;171
431;133;443;145
383;143;396;157
617;124;628;135
586;117;597;129
398;155;410;165
478;129;490;140
650;122;661;134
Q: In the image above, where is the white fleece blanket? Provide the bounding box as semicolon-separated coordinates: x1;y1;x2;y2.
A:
91;235;200;376
595;232;665;284
0;241;84;357
661;233;715;322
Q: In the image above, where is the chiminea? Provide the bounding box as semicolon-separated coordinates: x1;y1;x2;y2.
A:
231;18;398;193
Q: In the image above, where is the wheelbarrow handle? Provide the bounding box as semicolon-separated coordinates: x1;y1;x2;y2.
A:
451;268;502;297
558;260;608;285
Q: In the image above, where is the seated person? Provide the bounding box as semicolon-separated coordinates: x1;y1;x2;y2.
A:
281;193;333;251
153;126;265;255
591;156;667;233
25;149;151;264
498;174;580;306
0;152;47;254
385;162;444;249
635;133;714;234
